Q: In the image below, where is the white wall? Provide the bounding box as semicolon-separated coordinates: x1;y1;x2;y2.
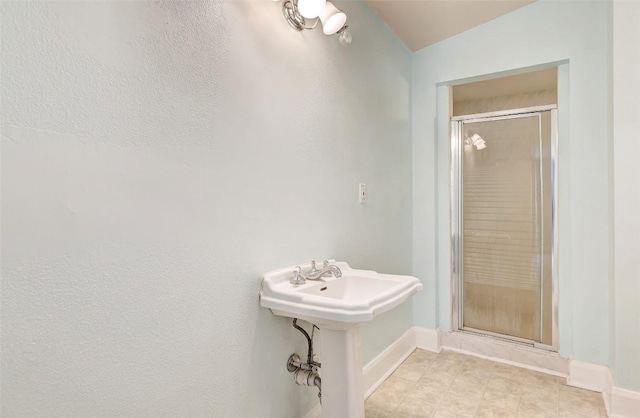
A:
0;1;413;416
613;0;640;393
412;0;612;366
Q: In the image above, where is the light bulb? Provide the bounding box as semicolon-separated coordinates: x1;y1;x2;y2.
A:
339;29;352;46
297;0;326;19
319;1;346;35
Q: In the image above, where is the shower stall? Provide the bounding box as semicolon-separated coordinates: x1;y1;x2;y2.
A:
450;105;558;350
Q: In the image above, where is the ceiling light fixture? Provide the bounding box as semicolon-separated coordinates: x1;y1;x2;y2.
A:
282;0;352;45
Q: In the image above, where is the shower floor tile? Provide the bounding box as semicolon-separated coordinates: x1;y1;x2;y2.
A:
365;349;607;418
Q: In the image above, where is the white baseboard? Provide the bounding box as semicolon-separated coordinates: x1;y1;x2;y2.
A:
362;327;416;398
610;387;640;418
602;367;614;418
415;326;440;353
568;360;611;392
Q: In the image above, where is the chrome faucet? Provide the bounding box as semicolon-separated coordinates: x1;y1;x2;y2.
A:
321;260;334;277
290;266;305;285
306;263;342;280
309;260;321;276
289;261;343;286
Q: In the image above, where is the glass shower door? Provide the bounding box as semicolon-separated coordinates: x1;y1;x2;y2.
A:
452;109;555;346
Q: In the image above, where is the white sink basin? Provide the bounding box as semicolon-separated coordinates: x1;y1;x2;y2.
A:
259;261;423;330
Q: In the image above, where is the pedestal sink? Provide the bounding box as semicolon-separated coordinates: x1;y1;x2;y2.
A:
259;261;423;418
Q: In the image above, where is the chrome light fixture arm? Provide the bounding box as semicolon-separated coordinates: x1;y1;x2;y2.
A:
281;0;352;44
282;0;320;31
336;24;348;35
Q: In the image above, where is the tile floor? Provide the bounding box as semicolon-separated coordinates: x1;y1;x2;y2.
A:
365;349;607;418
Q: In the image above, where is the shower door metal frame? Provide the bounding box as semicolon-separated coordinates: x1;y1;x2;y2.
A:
450;105;559;352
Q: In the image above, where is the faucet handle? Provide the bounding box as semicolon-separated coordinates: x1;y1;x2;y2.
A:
309;260;321;276
290;266;305;285
322;260;333;277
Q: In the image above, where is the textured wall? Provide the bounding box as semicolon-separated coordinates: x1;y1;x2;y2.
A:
412;0;612;366
0;1;412;416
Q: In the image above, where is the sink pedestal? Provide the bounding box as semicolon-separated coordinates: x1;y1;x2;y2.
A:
319;326;364;418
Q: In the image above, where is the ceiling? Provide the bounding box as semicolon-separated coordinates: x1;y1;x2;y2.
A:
364;0;536;51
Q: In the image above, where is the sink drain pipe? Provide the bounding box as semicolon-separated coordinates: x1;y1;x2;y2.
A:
288;319;322;404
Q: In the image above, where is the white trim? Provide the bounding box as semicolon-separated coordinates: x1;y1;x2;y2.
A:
567;360;610;392
415;327;440;353
565;358;640;418
602;365;614;417
450;104;558;121
610;387;640;418
362;327;416;398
